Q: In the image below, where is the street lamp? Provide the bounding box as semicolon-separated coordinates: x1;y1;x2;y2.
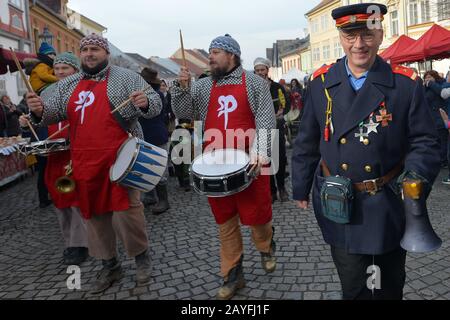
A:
38;26;53;46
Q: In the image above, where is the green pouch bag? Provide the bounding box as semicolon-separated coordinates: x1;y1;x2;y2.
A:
320;175;354;224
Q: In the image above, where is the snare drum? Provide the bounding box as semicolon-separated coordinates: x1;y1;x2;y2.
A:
110;137;168;192
190;149;254;197
19;138;69;156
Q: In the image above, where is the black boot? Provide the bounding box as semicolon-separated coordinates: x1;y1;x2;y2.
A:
279;188;289;202
152;184;170;215
271;192;278;204
216;255;245;300
64;247;88;265
143;190;157;207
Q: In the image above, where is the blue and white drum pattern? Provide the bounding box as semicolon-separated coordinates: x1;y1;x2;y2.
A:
110;137;168;192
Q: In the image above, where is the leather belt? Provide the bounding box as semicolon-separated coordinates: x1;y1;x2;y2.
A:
321;161;403;195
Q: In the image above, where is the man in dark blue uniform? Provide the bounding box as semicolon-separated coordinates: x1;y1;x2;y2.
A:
292;3;441;300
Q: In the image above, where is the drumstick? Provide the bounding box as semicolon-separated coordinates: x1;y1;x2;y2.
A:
9;47;34;94
179;30;187;68
247;163;259;177
10;48;40;141
24;118;40;142
110;86;152;114
47;124;70;140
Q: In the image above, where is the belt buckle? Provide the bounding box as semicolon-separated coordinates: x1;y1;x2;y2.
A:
363;179;379;196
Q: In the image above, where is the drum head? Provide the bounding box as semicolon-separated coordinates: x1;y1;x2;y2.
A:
192;149;249;176
111;138;137;181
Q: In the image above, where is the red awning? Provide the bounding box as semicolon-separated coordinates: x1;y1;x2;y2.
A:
379;35;416;63
392;24;450;64
0;48;36;75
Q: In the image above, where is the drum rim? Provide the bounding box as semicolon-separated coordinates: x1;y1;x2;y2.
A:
19;138;69;156
190;148;250;177
29;138;67;146
110;136;140;183
191;178;253;197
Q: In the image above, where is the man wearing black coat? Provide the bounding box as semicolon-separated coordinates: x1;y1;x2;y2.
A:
291;3;441;300
139;68;170;214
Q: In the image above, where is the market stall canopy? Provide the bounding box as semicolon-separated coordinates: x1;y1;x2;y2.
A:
392;24;450;64
0;48;36;75
380;35;416;63
281;68;309;84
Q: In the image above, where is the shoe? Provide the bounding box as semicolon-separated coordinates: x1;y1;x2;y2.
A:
442;178;450;185
135;250;151;285
142;190;157;207
168;166;176;177
261;227;276;273
271;193;278;204
279;189;289;202
89;259;123;294
152;185;170;215
216;256;245;300
64;247;88;265
63;248;75;263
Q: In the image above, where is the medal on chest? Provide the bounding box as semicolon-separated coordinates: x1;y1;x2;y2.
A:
376;102;393;127
353;101;391;145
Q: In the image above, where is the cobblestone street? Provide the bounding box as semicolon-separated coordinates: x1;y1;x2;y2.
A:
0;159;449;300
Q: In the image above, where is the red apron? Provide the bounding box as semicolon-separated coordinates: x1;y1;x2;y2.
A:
205;73;272;226
44;121;78;209
66;73;129;219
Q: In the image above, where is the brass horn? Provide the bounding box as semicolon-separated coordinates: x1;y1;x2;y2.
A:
55;161;76;194
400;179;442;253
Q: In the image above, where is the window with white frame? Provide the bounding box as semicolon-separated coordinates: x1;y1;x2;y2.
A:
420;0;431;22
438;0;450;21
11;15;22;30
313;47;321;62
323;43;331;60
390;10;399;36
409;0;419;25
311;19;319;33
334;39;343;58
321;15;328;31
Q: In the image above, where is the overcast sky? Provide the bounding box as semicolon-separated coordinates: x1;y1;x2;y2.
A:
69;0;321;70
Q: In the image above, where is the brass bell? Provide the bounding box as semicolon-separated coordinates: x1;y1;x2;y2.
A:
55;161;76;194
55;176;76;194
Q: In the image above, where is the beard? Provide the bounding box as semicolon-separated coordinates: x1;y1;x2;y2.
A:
210;65;231;81
81;59;109;75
